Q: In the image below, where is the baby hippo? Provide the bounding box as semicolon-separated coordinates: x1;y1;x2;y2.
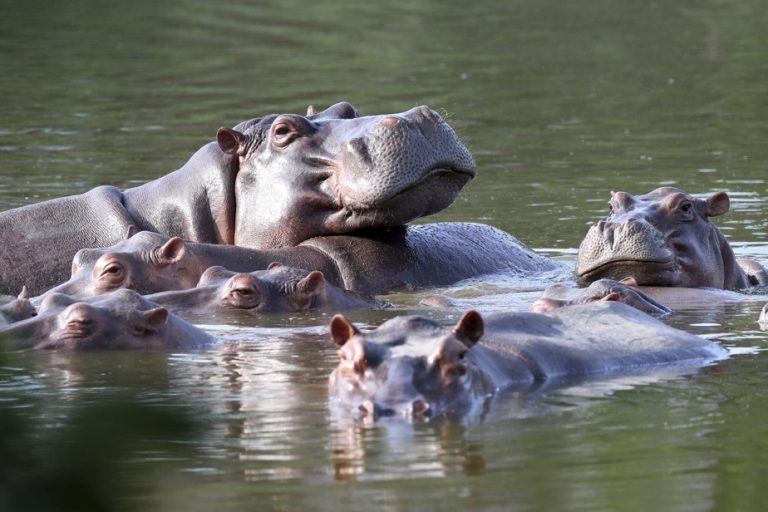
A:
147;263;385;316
0;289;214;350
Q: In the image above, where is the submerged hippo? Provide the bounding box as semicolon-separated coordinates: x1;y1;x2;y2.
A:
146;263;386;316
0;102;482;295
0;289;214;350
328;302;727;419
531;278;670;317
577;187;768;289
38;224;559;300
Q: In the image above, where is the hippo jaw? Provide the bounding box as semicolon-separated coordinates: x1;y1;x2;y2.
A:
577;219;680;285
225;102;477;249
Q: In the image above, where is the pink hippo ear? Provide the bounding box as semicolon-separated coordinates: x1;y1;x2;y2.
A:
329;314;360;347
125;225;140;239
705;191;730;217
267;261;283;270
158;237;186;266
132;307;169;335
452;310;484;348
298;271;325;296
216;127;247;156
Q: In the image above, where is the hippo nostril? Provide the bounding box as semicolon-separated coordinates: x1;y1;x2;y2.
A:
412;400;431;416
359;400;376;416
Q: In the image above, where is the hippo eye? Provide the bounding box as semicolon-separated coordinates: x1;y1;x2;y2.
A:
99;262;125;283
680;202;692;212
458;350;467;360
271;121;300;148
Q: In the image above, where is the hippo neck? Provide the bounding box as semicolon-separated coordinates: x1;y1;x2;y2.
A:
122;142;237;244
466;343;538;390
716;229;750;290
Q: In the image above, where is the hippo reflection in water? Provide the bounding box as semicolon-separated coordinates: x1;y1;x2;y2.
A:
577;187;768;289
0;102;559;296
328;302;727;419
146;263;386;317
0;289;214;350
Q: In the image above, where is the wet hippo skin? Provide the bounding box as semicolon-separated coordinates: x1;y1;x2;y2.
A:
328;302;727;419
38;224;561;300
146;263;387;317
0;289;214;350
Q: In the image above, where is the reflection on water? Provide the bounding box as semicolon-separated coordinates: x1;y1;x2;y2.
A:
2;0;768;510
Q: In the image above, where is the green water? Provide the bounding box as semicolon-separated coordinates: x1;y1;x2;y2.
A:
1;1;767;510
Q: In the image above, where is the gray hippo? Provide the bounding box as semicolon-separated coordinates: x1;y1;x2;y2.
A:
577;187;768;289
328;302;727;419
0;102;496;295
37;224;558;300
146;263;386;317
531;278;670;316
0;289;214;350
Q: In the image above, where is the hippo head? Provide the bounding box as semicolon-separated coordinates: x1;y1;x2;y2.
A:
577;187;747;289
217;102;477;248
328;311;493;420
37;231;200;302
195;263;328;313
3;289;210;350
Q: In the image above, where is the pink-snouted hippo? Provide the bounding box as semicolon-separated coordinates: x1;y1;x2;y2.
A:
577;187;768;289
0;102;480;295
146;263;387;317
328;302;727;419
0;289;214;350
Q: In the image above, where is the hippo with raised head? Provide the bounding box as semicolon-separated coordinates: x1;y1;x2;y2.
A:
0;289;214;350
38;222;559;300
0;102;485;295
577;187;768;289
146;263;386;317
328;302;727;419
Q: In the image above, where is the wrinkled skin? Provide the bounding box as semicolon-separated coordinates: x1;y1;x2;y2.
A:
328;302;727;420
532;278;671;317
0;289;214;350
0;102;475;295
147;263;385;316
38;223;561;300
577;187;768;289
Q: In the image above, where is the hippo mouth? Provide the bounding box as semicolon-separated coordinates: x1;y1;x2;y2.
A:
329;163;476;222
579;258;678;285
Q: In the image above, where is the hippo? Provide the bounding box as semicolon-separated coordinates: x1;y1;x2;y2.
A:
531;278;670;317
577;187;768;289
38;224;560;300
146;263;386;317
0;289;214;350
0;102;479;295
328;302;727;419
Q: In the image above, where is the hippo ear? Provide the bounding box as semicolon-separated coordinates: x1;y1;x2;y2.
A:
216;127;247;156
158;237;186;265
452;310;484;348
125;225;140;239
298;271;325;296
329;314;360;347
267;261;283;270
132;307;169;335
306;105;317;116
17;286;29;300
705;192;730;217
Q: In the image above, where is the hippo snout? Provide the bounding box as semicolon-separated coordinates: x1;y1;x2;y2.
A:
358;398;432;419
59;303;98;338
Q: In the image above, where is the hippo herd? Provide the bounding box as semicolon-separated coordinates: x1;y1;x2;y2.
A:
1;102;766;419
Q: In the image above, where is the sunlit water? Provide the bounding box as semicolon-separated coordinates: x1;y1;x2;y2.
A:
1;1;768;510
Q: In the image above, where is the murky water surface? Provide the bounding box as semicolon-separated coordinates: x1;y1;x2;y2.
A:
1;1;768;510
